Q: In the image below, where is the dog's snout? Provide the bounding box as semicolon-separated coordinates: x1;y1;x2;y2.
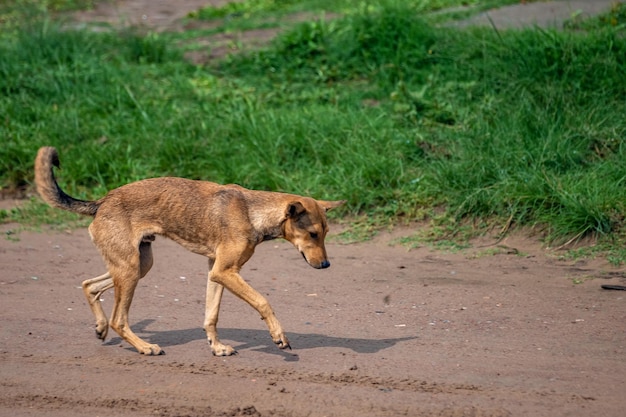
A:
301;252;331;269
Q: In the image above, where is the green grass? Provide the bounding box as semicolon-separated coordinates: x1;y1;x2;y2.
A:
191;0;525;19
1;1;626;261
565;2;626;30
184;0;526;47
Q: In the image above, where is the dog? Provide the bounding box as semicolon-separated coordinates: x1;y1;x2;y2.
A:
35;146;344;356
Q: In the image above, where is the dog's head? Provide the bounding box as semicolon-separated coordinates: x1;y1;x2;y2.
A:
282;198;345;269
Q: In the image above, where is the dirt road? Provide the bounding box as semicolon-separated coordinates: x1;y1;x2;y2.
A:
1;225;625;416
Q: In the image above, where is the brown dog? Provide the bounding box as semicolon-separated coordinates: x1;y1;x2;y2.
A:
35;146;344;356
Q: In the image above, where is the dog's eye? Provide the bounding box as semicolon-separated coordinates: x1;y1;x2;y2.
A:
309;232;318;239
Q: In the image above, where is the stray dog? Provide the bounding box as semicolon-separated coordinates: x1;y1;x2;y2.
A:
35;146;344;356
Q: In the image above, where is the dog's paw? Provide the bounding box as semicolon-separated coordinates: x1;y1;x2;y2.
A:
273;334;292;350
210;342;237;356
95;321;108;340
139;343;165;356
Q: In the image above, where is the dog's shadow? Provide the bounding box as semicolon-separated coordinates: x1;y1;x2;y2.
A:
106;319;416;360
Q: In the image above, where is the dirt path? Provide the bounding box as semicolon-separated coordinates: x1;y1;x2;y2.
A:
1;225;625;416
455;0;618;29
70;0;618;31
71;0;234;30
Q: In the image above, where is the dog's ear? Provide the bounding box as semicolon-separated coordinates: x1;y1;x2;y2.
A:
286;201;306;219
317;200;346;212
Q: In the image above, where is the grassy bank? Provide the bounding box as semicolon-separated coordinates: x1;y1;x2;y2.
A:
1;1;625;259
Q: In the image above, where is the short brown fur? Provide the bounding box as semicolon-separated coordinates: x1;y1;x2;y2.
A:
35;146;344;356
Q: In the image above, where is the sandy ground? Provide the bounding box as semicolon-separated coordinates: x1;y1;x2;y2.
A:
1;224;625;417
2;1;625;416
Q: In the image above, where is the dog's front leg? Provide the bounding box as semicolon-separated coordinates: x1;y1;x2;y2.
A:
204;278;237;356
210;266;291;352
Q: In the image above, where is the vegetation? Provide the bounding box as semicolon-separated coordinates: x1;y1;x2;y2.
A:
1;1;625;260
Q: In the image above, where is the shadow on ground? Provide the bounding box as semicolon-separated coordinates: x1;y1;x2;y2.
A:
104;319;417;360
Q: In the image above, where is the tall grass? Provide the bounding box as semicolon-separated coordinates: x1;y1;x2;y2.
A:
215;5;626;242
1;2;625;248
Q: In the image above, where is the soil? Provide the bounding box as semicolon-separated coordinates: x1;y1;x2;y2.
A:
2;1;625;416
1;224;625;417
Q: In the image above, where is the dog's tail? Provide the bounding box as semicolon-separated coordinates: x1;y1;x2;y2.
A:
34;147;100;216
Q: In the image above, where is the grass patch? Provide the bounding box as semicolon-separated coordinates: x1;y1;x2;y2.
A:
558;240;626;267
391;218;481;251
1;1;626;260
192;0;525;20
565;2;626;30
3;198;90;227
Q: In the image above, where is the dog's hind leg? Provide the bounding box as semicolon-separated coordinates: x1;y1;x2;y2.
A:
109;238;162;355
108;258;163;355
204;258;237;356
82;272;113;340
81;238;154;342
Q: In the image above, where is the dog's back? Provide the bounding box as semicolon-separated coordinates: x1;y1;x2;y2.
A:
92;177;258;256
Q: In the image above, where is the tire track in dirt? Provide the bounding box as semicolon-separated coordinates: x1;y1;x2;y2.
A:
2;393;272;417
1;393;513;417
180;362;596;409
2;351;593;417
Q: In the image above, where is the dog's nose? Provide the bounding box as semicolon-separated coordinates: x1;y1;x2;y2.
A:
320;260;330;269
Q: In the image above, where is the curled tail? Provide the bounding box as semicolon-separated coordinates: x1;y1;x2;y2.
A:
34;147;100;216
